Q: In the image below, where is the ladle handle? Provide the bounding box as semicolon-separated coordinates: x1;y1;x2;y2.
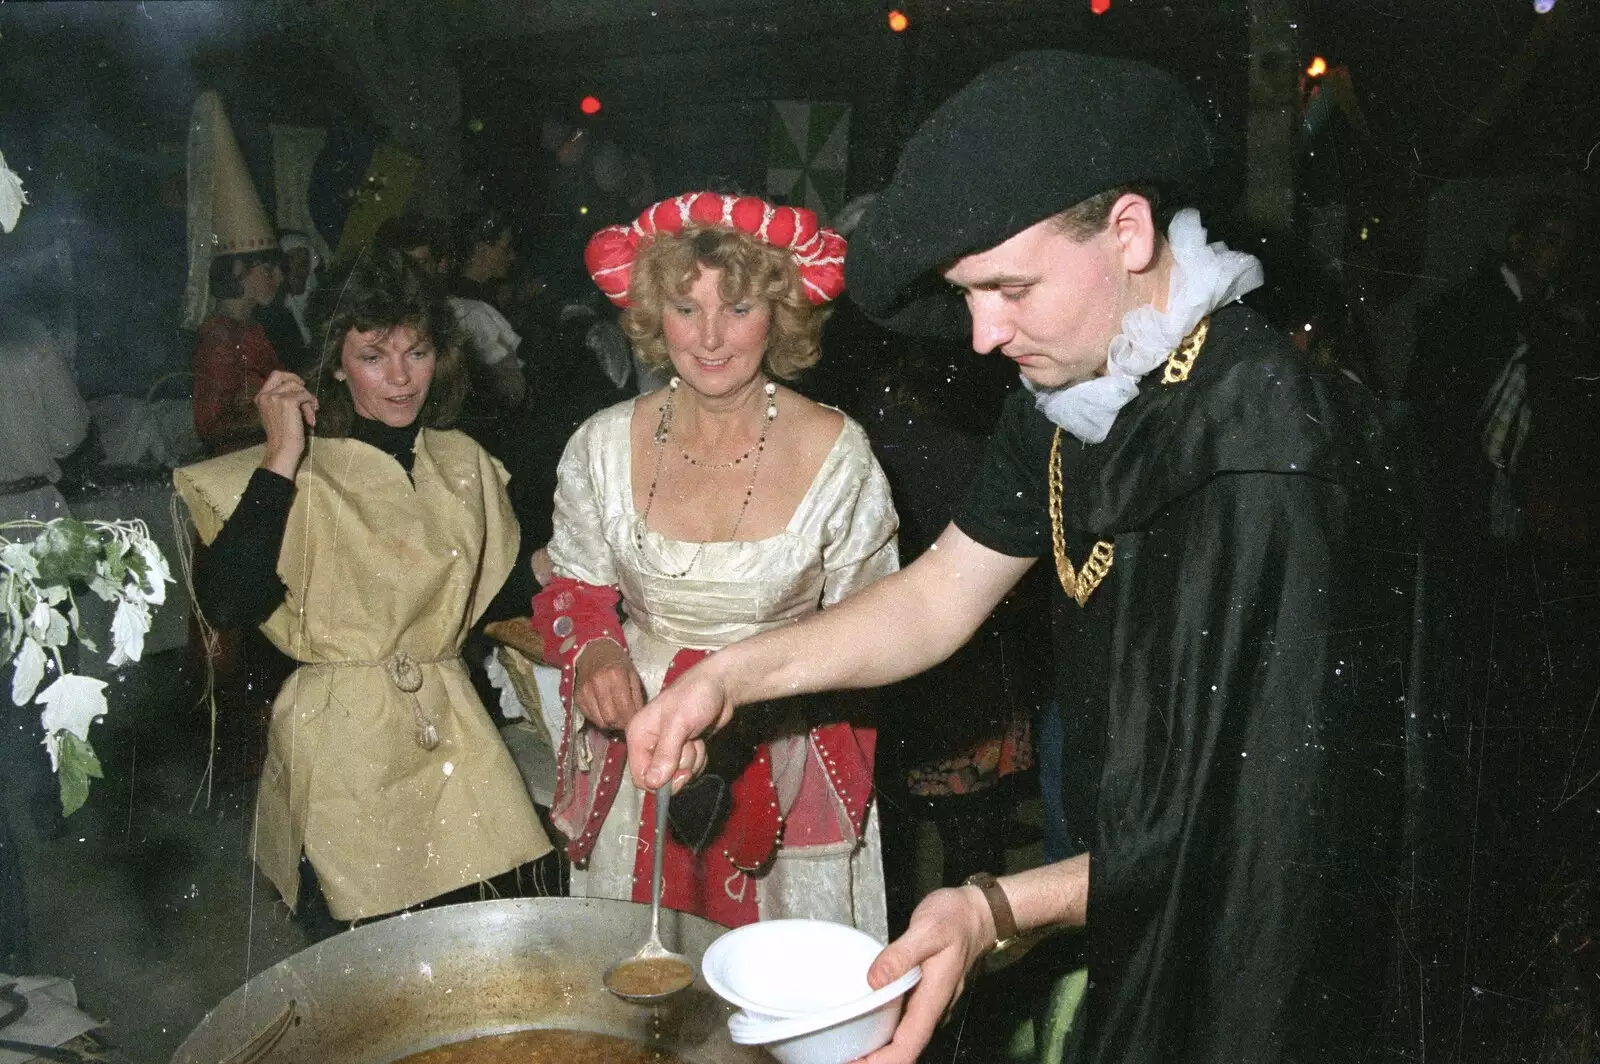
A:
649;782;671;942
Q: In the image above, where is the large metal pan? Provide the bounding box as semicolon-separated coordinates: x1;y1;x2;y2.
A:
171;898;767;1064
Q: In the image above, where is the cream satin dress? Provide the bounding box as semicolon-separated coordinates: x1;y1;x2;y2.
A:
547;398;898;938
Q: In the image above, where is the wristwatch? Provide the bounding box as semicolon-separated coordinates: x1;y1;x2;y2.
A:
963;871;1019;953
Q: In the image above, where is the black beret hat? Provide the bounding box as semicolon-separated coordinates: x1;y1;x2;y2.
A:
847;50;1213;336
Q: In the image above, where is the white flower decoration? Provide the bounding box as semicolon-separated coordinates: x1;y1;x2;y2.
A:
135;537;171;606
10;636;46;707
0;149;26;234
3;517;173;809
107;597;151;667
36;674;109;771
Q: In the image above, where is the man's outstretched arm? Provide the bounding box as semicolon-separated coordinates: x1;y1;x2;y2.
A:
627;522;1034;789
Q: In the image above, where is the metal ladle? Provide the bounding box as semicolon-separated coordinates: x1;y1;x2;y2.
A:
603;783;696;1004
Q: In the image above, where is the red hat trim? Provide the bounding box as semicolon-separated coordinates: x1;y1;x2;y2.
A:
584;191;847;308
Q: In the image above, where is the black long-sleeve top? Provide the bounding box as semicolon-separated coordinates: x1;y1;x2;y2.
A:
194;417;421;629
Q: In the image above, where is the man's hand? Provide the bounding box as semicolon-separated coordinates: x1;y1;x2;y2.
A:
626;654;738;790
256;370;318;479
853;885;995;1064
573;638;645;730
625;526;1031;790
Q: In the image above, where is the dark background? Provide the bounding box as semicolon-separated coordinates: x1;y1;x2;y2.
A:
3;0;1595;396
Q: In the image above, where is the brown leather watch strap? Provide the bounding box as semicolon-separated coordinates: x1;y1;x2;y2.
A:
964;871;1018;951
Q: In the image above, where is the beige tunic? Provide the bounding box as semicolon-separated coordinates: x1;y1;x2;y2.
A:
174;430;551;920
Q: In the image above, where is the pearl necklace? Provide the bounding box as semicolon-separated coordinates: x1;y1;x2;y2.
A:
633;377;778;579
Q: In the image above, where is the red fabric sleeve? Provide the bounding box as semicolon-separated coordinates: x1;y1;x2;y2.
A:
534;575;631;862
530;576;627;712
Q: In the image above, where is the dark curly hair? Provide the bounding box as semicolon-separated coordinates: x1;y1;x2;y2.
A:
304;248;467;437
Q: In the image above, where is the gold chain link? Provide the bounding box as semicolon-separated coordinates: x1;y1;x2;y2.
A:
1048;316;1211;606
1048;428;1115;607
1160;316;1210;385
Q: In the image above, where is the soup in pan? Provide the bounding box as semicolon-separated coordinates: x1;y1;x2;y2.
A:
393;1029;692;1064
605;956;697;999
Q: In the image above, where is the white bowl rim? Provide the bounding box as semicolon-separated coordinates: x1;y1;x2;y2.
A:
702;919;885;1018
726;964;922;1046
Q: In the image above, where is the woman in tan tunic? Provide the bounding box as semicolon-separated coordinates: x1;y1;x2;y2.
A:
175;250;550;925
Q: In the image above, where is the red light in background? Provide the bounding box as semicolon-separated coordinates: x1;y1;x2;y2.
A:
888;9;909;31
1305;56;1328;78
580;95;602;116
1090;0;1111;13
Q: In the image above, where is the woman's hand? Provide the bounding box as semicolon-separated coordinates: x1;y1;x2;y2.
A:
257;370;319;479
530;546;555;588
573;637;646;730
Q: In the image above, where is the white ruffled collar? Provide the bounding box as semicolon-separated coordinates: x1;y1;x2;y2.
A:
1024;208;1264;444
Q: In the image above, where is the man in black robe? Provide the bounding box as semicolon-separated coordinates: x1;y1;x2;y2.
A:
625;51;1416;1063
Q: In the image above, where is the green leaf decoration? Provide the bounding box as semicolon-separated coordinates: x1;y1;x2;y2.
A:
34;519;99;586
104;539;127;582
56;731;104;817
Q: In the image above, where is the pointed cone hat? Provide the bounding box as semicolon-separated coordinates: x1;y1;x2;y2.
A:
182;91;275;328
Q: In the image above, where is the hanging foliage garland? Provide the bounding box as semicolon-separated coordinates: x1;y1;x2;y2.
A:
1;517;172;814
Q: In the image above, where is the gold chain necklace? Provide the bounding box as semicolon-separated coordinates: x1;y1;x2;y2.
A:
1048;316;1210;606
1048;429;1116;607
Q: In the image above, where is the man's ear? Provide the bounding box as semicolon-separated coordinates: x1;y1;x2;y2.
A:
1107;193;1159;274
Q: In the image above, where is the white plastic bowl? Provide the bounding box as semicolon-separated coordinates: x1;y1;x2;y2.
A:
702;919;886;1018
701;919;921;1063
725;965;921;1064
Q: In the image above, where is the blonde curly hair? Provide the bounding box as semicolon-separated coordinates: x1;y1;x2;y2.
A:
620;226;828;381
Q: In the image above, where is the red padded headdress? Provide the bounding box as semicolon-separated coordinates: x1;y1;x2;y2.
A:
584;192;847;308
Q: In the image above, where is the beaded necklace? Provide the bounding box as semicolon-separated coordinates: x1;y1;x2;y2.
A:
634;377;778;579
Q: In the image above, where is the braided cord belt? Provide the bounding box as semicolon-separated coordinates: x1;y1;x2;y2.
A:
309;650;460;749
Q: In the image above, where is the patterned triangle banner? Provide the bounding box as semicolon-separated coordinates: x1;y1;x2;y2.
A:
766;101;851;226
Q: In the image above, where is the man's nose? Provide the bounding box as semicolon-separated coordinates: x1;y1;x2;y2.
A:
970;303;1013;355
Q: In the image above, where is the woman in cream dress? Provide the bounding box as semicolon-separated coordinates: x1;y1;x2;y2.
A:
532;192;896;934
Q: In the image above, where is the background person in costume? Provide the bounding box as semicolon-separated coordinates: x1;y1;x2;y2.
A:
450;207;518;306
447;208;527;449
193;252;285;455
184;92;286;457
628;53;1416;1064
531;191;895;933
174;249;550;930
375;212;450;277
184;91;286;456
277;229;321;344
253;229;320;376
